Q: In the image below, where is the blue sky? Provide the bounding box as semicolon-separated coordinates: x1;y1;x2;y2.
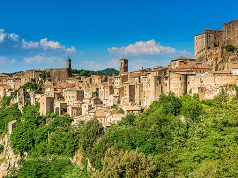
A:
0;0;238;72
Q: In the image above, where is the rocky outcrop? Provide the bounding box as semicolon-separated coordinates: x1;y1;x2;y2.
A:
0;121;21;178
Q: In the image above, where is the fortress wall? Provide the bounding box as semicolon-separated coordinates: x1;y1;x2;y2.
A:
187;74;238;99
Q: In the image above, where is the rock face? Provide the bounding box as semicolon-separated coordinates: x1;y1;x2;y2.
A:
0;121;20;178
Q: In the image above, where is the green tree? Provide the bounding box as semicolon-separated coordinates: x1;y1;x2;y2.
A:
158;93;182;116
79;119;104;157
93;147;157;178
0;104;21;134
180;95;203;121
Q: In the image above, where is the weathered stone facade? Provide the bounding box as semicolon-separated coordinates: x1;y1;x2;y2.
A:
194;20;238;72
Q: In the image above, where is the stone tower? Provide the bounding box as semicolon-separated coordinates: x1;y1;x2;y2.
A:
119;58;128;75
66;56;72;75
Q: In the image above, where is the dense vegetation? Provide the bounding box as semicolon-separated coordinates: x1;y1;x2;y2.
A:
0;95;21;134
71;68;119;77
1;91;238;177
21;82;43;94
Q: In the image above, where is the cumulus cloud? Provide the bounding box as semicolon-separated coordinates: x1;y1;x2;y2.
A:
0;28;76;54
40;38;62;49
8;33;19;41
23;55;64;64
22;38;76;53
22;39;39;49
0;29;19;43
0;30;6;43
108;39;190;56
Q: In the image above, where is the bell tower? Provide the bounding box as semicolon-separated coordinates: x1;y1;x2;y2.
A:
66;56;72;76
119;58;128;75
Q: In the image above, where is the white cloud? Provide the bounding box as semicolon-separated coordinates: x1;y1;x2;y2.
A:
108;39;190;56
0;29;19;43
65;46;76;53
23;55;64;64
8;33;19;41
22;38;76;53
40;38;62;49
0;29;6;43
0;28;76;53
22;39;39;49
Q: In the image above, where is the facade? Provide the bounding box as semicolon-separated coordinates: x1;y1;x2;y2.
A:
194;20;238;71
194;30;222;61
39;96;54;116
222;20;238;47
64;89;84;105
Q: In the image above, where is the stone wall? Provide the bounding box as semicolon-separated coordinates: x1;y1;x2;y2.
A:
45;68;69;83
169;72;187;96
187;73;238;99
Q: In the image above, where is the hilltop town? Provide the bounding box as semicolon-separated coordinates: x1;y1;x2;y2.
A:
1;19;238;128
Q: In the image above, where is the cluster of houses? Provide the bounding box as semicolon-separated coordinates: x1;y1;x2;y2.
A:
1;20;238;127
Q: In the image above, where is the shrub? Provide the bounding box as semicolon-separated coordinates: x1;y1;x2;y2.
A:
225;44;235;52
0;144;4;154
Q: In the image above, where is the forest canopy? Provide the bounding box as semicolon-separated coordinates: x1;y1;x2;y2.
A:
2;91;238;177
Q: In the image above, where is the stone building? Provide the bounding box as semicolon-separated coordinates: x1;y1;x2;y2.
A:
122;83;135;104
54;101;67;115
0;74;9;85
222;20;238;47
39;96;54;116
0;84;12;99
194;30;222;62
63;89;84;105
67;105;81;118
194;20;238;71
